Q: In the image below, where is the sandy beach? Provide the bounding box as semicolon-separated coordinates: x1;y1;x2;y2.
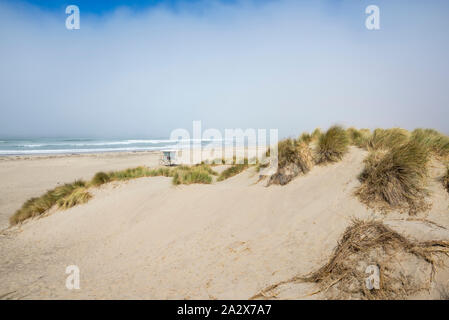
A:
1;146;448;299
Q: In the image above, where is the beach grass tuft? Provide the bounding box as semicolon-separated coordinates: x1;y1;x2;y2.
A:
172;165;216;185
298;132;312;145
217;163;249;181
194;163;219;176
58;187;92;209
315;125;349;163
311;128;322;141
268;139;313;185
367;128;409;150
347;127;371;148
278;138;302;168
10;180;88;225
411;128;449;158
91;171;110;186
106;165;217;185
109;166;155;180
356;139;430;214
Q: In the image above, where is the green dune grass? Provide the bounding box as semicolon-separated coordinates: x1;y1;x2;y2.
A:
315;125;349;163
10;180;88;225
356;139;430;214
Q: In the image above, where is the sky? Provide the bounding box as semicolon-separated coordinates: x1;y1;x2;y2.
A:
0;0;448;138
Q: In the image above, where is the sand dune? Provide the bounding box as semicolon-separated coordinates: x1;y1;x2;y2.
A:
1;147;448;299
0;151;160;230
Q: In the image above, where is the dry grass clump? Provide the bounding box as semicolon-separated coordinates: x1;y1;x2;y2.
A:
58;187;92;209
277;139;303;168
217;161;249;181
315;126;349;164
356;140;430;215
106;166;175;180
10;180;87;225
347;127;371;148
252;219;449;300
147;167;173;177
311;128;322;141
91;171;110;186
107;164;216;185
367;128;410;150
108;166;159;180
172;165;216;185
411;128;449;158
268;139;313;185
298;132;312;145
194;163;219;176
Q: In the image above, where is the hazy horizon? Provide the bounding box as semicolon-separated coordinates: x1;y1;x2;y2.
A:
1;0;448;139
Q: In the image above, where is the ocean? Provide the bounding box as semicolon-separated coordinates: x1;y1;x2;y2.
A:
0;138;224;156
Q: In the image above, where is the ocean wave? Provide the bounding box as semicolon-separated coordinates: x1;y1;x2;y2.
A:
0;138;248;155
62;138;95;142
11;140;169;148
0;146;172;155
65;139;177;146
10;139;225;148
0;143;235;155
20;144;46;147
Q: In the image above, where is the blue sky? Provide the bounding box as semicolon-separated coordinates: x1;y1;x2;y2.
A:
5;0;187;13
3;0;246;15
0;0;448;138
